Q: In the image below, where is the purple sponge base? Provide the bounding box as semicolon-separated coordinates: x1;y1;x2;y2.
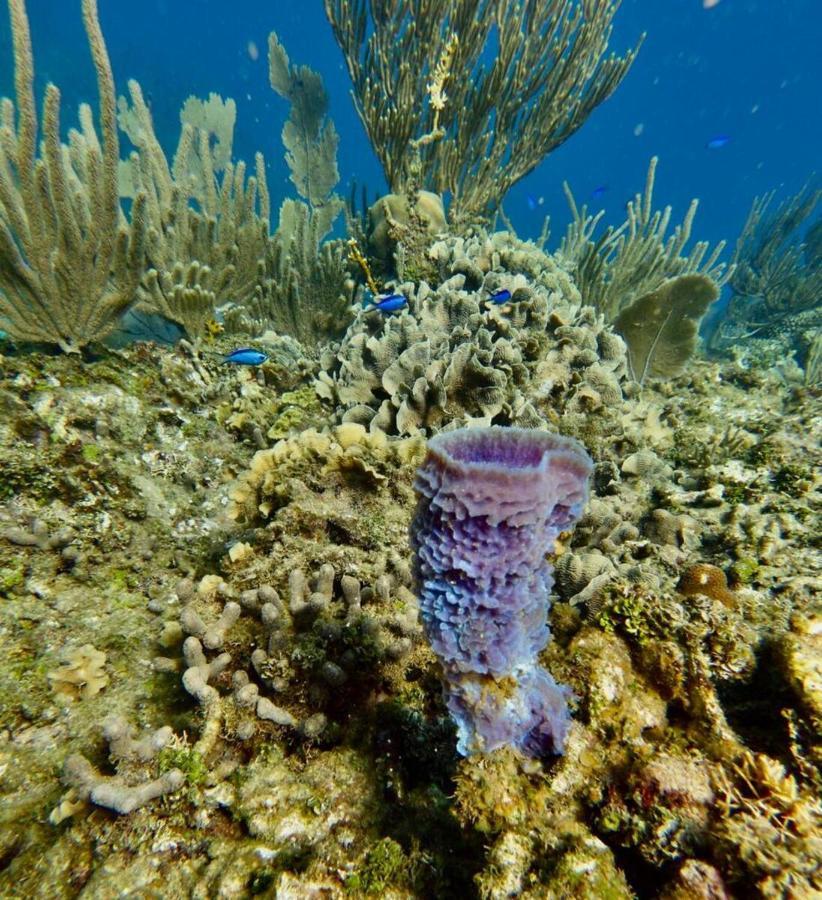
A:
445;667;575;757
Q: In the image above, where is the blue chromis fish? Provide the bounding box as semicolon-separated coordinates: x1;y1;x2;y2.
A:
706;134;731;150
486;288;513;305
223;347;268;366
363;292;407;313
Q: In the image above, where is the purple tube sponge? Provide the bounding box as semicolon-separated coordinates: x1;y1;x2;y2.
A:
412;426;592;757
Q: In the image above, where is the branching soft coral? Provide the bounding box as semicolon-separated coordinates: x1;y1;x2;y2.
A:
0;0;145;352
324;0;642;223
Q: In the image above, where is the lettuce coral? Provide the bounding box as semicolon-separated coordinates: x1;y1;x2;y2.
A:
412;426;592;757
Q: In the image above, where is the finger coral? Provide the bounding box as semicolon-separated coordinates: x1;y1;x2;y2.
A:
412;426;592;756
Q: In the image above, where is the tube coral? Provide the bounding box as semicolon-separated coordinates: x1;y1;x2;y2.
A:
411;426;592;757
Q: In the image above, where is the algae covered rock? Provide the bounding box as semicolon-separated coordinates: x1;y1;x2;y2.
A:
235;746;381;850
368;190;447;270
536;830;633;900
775;613;822;730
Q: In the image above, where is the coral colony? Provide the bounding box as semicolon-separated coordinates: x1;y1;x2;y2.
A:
1;0;821;895
412;427;593;756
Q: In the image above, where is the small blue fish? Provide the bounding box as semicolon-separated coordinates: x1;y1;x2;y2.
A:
223;347;268;366
591;184;608;201
363;292;407;313
706;134;731;150
487;288;512;305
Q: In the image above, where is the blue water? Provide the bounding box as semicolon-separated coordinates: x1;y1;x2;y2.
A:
0;0;818;258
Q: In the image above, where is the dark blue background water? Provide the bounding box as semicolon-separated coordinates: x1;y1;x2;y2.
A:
1;0;819;261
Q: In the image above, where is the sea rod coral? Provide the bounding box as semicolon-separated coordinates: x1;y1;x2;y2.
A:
0;0;146;352
324;0;643;221
412;426;593;757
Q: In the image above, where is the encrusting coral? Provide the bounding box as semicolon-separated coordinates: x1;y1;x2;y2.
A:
47;645;109;702
228;421;425;523
367;190;447;281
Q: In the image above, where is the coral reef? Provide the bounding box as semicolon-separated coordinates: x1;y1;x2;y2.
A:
412;426;592;756
1;290;820;900
0;6;819;890
2;247;820;897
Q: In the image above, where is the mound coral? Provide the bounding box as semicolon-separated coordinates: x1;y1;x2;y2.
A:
317;229;629;437
677;563;737;607
412;426;592;756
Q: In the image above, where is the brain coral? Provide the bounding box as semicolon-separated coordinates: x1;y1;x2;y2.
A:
412;426;593;757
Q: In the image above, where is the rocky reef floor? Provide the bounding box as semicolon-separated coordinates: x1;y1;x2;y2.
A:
0;334;819;899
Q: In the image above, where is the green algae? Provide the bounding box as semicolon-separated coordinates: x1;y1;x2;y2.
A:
346;837;408;894
267;386;325;440
157;746;207;786
0;563;25;595
81;444;101;464
729;556;760;586
595;586;655;646
771;462;812;497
